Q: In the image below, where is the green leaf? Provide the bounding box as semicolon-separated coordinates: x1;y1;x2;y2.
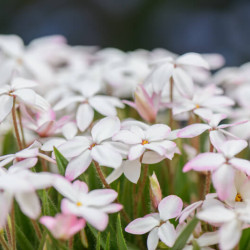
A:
16;224;34;250
2;130;18;155
105;233;110;250
80;228;89;248
96;232;101;250
116;214;128;250
37;231;47;250
192;240;201;250
171;217;199;250
53;147;68;176
88;225;106;249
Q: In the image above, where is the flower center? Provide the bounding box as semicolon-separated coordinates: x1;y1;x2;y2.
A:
142;140;149;145
89;143;96;150
235;193;243;202
195;104;200;109
76;201;82;207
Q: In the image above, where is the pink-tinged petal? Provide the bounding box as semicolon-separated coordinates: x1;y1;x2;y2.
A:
173;68;194;99
53;96;84;111
89;96;118;116
197;231;219;247
16;148;38;158
212;164;235;200
183;153;225;172
147;228;159;250
78;206;109;231
87;189;117;206
218;120;249;129
178;201;203;224
40;216;56;231
134;85;158;123
202;96;235;109
176;52;210;69
15;191;41;219
112;130;141;144
209;130;227;152
229;158;250;175
0;95;13;123
128;144;145;161
11;158;38;169
91;144;122;168
0;156;15;168
209;113;227;128
220;140;248;158
76;103;94;132
177;124;210;138
158;195;183;221
106;167;123;184
58;137;91;158
202;53;225;70
144;143;166;156
41;138;66;151
219;220;241;250
123;159;141;184
36;121;56;137
65;150;92;181
72;180;88;194
145;124;171;141
91;116;120;143
99;203;123;214
0;192;12;228
193;108;213;122
158;221;176;247
125;215;160;234
26;172;55;189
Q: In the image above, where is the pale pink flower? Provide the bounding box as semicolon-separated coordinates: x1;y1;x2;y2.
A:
125;195;183;249
40;214;85;240
58;116;122;180
183;139;250;200
53;177;122;231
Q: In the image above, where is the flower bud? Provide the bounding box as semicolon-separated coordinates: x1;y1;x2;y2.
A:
149;172;162;210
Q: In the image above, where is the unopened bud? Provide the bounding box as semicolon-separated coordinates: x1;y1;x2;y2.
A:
149;172;162;210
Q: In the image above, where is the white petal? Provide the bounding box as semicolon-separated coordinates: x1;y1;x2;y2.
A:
220;140;248;158
91;145;122;168
0;192;12;228
176;52;210;69
41;138;66;151
14;89;36;105
89;96;117;116
0;95;13;122
125;215;159;234
112;130;141;144
62;122;78;140
178;124;210;138
158;221;176;247
91;116;120;143
147;228;159;250
158;195;183;221
123;159;141;184
179;201;203;223
15;191;41;219
106;167;123;184
229;158;250;175
65;150;92;181
209;130;227;152
76;103;94;132
53;96;84;111
11;77;37;90
128;144;145;161
87;189;117;206
197;231;219;247
219;220;241;250
145;124;171;141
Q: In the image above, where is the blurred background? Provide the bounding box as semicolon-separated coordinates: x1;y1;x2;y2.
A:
0;0;250;66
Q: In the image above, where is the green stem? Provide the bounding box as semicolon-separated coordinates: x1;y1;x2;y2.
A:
0;233;10;250
31;220;42;240
11;206;16;250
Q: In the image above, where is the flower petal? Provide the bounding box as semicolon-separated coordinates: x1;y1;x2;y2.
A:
0;95;13;123
112;130;141;144
145;124;171;141
128;144;145;161
76;103;94;132
220;140;248;158
147;227;159;250
158;221;176;247
177;124;210;138
123;159;141;184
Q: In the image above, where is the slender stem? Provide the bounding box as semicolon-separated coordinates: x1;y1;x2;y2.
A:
68;236;74;250
169;77;174;129
0;234;10;250
11;97;23;150
5;224;11;247
10;206;16;250
31;220;42;240
17;108;26;148
93;161;130;223
165;159;174;194
134;164;149;218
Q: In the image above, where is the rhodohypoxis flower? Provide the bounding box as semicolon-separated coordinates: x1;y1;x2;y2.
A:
0;167;54;228
0;77;50;123
40;214;85;240
0;141;55;168
183;139;250;200
197;202;250;250
125;195;183;249
113;124;178;161
53;81;124;132
177;109;247;149
53;177;122;231
58;116;123;180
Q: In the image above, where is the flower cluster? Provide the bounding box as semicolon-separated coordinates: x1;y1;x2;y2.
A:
0;34;250;249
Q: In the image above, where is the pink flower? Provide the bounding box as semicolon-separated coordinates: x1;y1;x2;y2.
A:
53;178;122;231
40;214;85;240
